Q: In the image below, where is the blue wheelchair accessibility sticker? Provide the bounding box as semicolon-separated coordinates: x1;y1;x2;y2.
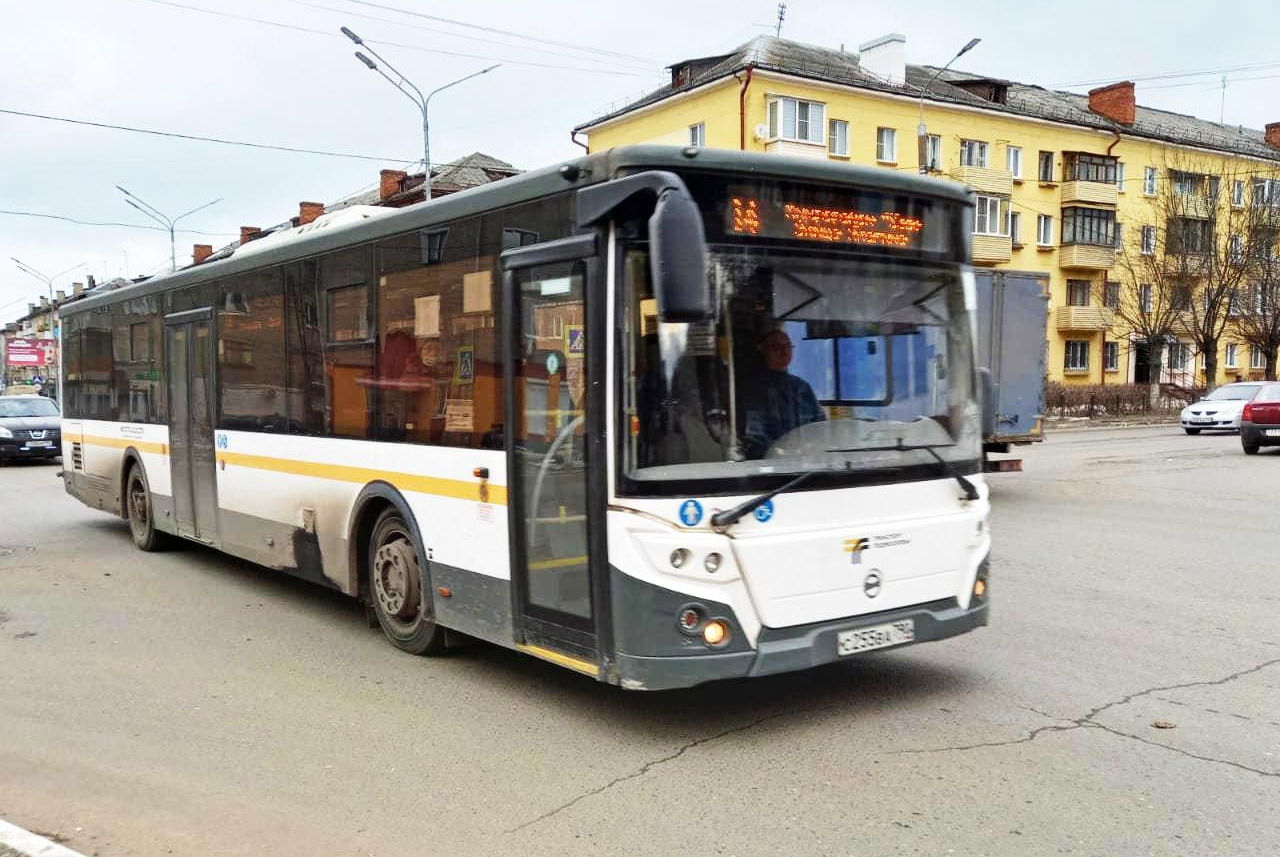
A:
679;499;703;527
753;500;774;523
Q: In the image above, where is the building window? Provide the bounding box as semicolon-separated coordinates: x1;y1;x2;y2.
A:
828;119;849;156
688;122;705;147
1140;284;1153;313
1104;281;1120;309
1038;151;1055;182
1008;210;1022;245
1114;223;1125;249
1116;162;1126;192
1067;280;1091;306
876;127;897;162
1230;234;1244;262
1065;340;1090;372
1141;225;1156;255
1104;341;1119;371
1232;180;1246;207
1143;166;1157;196
925;134;942;170
974;195;1003;235
1171;170;1202;198
1170;342;1190;371
1252;178;1280;208
1226;343;1238;368
767;97;825;144
1005;145;1022;178
1169;217;1213;255
1064;152;1119;184
960;139;988;167
1253;347;1267;370
1037;214;1053;246
1062;207;1117;246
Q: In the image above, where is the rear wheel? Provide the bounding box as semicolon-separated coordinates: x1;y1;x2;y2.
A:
1243;439;1261;455
1184;428;1201;435
126;464;170;551
368;508;444;655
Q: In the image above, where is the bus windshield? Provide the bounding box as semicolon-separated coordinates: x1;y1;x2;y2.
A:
621;244;980;491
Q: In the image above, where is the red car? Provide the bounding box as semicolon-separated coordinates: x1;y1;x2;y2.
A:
1241;383;1280;454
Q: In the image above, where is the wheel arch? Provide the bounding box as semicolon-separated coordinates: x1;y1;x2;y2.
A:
118;446;149;519
346;481;429;603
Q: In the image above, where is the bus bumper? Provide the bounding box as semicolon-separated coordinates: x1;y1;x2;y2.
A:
615;596;988;691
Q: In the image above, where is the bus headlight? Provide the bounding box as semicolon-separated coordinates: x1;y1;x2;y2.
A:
669;548;691;569
703;552;722;573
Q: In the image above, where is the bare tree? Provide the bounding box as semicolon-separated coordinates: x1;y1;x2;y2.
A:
1232;190;1280;380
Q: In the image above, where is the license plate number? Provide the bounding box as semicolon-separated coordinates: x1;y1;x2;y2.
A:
1192;418;1213;424
1267;429;1280;437
837;620;915;656
27;441;52;448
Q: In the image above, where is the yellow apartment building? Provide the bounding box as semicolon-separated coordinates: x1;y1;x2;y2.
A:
575;34;1280;387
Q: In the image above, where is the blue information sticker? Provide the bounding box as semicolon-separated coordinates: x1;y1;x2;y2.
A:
753;500;774;523
679;499;704;527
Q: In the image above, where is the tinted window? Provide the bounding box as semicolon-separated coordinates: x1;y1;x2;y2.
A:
219;268;289;431
285;260;326;435
0;398;59;418
319;246;376;439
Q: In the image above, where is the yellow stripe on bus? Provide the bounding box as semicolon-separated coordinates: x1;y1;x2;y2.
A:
215;450;508;505
82;435;168;456
515;643;600;677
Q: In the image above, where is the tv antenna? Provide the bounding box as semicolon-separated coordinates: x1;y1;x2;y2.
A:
775;3;787;37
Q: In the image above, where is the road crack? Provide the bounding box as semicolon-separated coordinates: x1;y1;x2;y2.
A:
886;658;1280;778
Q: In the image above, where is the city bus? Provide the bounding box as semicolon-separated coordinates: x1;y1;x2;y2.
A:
59;146;990;690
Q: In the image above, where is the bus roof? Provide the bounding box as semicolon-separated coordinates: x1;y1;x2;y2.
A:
61;145;971;317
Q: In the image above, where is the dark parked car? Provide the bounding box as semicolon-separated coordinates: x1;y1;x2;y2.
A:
1241;384;1280;454
0;395;62;462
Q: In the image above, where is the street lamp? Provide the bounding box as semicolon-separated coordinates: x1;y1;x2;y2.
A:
341;26;498;202
11;258;86;302
115;187;222;273
916;38;981;174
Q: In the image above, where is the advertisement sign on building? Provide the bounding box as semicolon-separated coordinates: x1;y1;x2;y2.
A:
4;339;56;367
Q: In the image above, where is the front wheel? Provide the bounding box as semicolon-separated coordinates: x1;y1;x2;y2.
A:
1243;440;1260;455
1184;428;1201;435
368;508;445;655
126;465;171;551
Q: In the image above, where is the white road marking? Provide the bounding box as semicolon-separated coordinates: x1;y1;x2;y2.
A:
0;819;90;857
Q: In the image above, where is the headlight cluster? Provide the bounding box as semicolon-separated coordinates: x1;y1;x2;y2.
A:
676;603;732;647
669;547;724;575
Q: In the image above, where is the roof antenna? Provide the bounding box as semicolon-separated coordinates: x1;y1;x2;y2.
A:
1219;75;1227;125
775;2;786;37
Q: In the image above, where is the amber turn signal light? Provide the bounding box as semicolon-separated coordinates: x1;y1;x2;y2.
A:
702;619;729;646
973;579;986;598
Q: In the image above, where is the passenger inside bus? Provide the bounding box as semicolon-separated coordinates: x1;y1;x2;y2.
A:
738;327;824;459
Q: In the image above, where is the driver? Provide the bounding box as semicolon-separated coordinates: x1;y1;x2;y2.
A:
741;328;824;458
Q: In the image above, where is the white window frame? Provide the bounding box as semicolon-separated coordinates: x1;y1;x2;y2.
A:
1140;284;1153;313
1114;222;1124;250
876;127;897;163
1038;151;1055;182
828;119;849;157
1143;166;1157;196
1036;214;1053;246
1104;340;1119;371
1141;225;1156;255
766;97;825;144
1008;210;1022;245
1232;180;1245;207
1170;342;1190;371
925;134;942;171
1064;340;1090;372
960;139;988;168
974;195;1003;236
689;122;705;147
1116;162;1126;192
1006;145;1022;178
1230;234;1244;262
1252;347;1267;370
1225;343;1238;368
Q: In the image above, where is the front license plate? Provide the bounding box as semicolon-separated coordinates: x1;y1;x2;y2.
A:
1192;419;1213;424
1266;429;1280;437
837;619;915;656
26;441;52;448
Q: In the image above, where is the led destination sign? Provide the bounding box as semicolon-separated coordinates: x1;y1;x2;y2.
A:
726;193;927;248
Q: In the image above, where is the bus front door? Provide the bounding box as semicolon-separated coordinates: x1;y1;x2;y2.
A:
165;309;220;544
501;236;607;677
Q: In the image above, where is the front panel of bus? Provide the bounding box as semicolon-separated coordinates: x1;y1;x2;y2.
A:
603;170;990;689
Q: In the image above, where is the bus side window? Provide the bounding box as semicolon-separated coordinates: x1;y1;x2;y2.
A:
218;269;289;433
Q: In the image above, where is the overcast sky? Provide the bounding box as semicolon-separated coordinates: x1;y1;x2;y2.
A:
2;0;1278;320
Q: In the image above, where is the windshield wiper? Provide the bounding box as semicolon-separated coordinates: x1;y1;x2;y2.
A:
825;440;979;500
710;467;823;528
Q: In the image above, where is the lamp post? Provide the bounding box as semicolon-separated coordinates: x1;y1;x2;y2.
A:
114;187;222;273
916;38;981;175
11;259;85;302
341;26;498;202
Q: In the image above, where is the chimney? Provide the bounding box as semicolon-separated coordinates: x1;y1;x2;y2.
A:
193;244;213;264
28;304;36;316
56;290;66;302
858;33;906;86
1088;81;1136;125
86;275;96;290
1266;122;1280;149
298;201;324;225
73;282;84;296
380;169;407;202
39;296;50;309
239;226;261;245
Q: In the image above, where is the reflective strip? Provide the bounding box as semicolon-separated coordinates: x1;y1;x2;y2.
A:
82;435;168;456
215;450;508;505
516;643;599;677
528;555;588;570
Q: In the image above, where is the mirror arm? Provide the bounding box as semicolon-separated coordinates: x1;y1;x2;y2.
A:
575;170;694;226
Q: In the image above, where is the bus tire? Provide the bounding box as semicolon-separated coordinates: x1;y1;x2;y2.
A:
125;463;171;552
368;507;445;656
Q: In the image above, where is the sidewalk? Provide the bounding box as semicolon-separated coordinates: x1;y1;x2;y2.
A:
1045;415;1181;433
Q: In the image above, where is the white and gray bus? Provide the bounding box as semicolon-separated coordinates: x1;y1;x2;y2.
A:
60;146;990;689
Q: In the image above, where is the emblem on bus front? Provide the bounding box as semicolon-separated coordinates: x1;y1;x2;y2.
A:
678;500;703;527
864;570;882;598
844;537;869;564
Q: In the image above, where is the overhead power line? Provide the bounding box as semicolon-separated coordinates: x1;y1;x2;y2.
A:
138;0;655;77
1053;60;1280;88
0;209;235;236
339;0;656;65
1142;72;1280;92
0;107;415;161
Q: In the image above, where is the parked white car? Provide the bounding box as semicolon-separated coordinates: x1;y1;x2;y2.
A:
1180;382;1267;434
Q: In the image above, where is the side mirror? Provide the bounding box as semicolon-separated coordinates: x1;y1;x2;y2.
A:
649;187;711;322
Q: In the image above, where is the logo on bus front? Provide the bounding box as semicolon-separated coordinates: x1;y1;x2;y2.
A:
216;433;229;450
678;499;703;527
844;537;869;564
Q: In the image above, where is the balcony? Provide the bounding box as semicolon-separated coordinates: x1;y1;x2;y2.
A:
763;139;826;160
1061;180;1118;207
1056;306;1115;331
1171;193;1214;220
1163;252;1212;277
950;165;1014;196
1059;244;1116;270
972;233;1012;264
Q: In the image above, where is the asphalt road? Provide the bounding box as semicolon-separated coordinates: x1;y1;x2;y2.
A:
1;427;1277;857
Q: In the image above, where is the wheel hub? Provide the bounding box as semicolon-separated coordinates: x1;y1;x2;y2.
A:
373;539;419;620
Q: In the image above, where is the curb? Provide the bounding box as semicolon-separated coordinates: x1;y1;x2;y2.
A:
1045;420;1181;434
0;820;89;857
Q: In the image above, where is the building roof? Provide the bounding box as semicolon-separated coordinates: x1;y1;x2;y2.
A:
329;152;521;210
576;35;1280;163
